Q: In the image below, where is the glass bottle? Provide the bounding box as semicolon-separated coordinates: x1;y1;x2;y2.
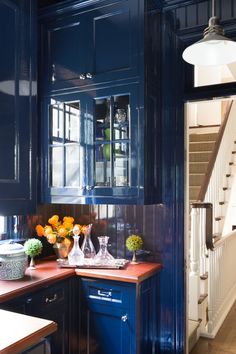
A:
81;224;96;264
68;226;84;266
94;236;114;265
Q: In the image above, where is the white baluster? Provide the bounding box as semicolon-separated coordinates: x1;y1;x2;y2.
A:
206;230;236;338
189;207;201;321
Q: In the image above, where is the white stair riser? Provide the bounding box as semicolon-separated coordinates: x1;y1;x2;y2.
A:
200;278;208;295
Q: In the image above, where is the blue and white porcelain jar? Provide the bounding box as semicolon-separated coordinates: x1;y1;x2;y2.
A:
0;242;27;280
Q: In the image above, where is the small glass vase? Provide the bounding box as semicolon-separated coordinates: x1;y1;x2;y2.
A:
53;240;72;260
81;224;96;264
94;236;114;265
68;235;84;265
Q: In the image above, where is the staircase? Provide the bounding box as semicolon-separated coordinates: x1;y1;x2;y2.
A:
188;101;236;351
189;132;218;202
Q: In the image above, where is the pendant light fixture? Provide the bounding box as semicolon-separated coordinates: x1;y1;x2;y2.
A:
182;0;236;66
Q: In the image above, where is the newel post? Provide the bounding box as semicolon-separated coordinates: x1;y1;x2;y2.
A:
189;202;213;321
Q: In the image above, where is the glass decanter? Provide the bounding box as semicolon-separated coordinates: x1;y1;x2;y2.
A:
68;225;84;266
94;236;114;265
81;224;96;264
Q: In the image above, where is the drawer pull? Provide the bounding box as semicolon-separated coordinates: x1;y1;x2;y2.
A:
97;290;112;298
45;294;58;303
86;72;93;79
79;73;86;80
121;314;128;322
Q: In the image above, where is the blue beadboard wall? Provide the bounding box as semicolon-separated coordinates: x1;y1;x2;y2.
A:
27;203;164;262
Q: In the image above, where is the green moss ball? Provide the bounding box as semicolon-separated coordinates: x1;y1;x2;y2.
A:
126;235;143;252
24;238;43;257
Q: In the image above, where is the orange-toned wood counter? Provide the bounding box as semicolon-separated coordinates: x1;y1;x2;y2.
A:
75;262;162;283
0;260;74;303
0;260;162;303
0;309;57;354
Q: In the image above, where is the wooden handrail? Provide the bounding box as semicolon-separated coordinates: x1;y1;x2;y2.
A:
198;100;233;201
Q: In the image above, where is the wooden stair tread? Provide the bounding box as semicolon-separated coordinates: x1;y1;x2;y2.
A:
200;273;208;280
198;294;208;304
213;233;221;242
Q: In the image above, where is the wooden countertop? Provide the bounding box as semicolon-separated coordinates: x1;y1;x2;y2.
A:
0;309;57;354
0;260;162;303
75;262;162;283
0;260;75;303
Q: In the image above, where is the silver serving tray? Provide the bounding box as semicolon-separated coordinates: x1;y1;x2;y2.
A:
57;258;129;269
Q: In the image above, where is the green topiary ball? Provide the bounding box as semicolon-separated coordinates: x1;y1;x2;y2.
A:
126;235;143;252
24;238;43;258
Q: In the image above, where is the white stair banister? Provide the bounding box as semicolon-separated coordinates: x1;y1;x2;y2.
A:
204;100;236;236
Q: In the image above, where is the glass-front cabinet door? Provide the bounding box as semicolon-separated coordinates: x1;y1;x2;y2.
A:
42;85;140;204
49;99;86;189
88;85;139;203
94;94;130;188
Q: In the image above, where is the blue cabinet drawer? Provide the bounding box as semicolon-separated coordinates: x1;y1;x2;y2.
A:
80;278;135;310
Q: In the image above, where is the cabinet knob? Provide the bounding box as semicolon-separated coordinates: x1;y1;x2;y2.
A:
86;72;93;79
86;185;93;191
121;314;128;322
45;294;58;303
79;73;86;80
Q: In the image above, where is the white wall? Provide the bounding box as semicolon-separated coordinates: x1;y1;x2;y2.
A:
188;101;222;127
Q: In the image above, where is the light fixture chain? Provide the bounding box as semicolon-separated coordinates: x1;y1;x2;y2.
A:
212;0;215;17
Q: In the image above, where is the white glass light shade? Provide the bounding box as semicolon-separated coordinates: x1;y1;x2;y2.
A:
183;35;236;66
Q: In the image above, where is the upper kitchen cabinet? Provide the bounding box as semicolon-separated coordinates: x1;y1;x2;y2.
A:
39;0;139;93
41;84;142;204
0;0;37;215
39;0;161;205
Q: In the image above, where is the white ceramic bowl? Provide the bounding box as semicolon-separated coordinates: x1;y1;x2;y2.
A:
0;242;27;280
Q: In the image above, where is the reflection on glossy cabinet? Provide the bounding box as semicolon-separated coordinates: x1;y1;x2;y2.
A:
39;0;161;204
0;0;37;215
79;276;158;354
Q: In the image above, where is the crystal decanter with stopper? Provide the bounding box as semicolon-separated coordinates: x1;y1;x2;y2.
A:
81;224;96;264
68;225;84;265
94;236;114;265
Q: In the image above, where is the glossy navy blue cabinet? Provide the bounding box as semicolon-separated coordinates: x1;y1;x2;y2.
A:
0;278;76;354
41;84;146;204
79;276;158;354
39;0;139;93
39;0;161;204
0;0;37;215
